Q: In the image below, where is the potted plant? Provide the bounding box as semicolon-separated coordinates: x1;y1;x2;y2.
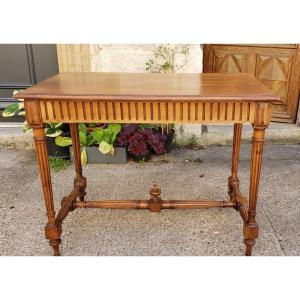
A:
2;91;70;159
117;124;168;161
56;123;127;164
45;123;70;159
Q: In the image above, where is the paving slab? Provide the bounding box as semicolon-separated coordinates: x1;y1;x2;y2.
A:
0;144;299;256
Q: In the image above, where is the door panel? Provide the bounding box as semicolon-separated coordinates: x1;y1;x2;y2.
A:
212;47;251;73
0;45;33;85
0;44;58;119
254;48;296;122
31;44;59;83
206;45;256;74
255;50;293;105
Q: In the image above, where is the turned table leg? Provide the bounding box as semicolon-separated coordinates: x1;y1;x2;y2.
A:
228;123;242;202
244;124;267;256
33;127;61;256
70;123;87;201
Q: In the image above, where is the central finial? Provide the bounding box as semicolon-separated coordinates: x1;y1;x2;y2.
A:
149;182;162;212
150;182;161;198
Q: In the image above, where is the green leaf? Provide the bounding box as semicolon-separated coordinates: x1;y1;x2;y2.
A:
13;89;22;97
54;123;63;129
111;132;118;144
55;136;73;147
101;124;121;145
22;121;31;133
86;134;97;147
99;141;114;155
18;110;26;116
46;130;63;137
78;123;87;135
45;127;55;135
48;122;63;129
79;131;87;146
2;103;22;117
102;128;113;144
48;123;56;129
81;147;88;165
107;124;121;135
91;128;104;143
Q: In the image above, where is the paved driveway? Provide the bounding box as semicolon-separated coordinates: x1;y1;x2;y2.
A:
0;144;299;255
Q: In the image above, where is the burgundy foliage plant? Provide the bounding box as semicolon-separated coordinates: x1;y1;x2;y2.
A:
117;125;167;158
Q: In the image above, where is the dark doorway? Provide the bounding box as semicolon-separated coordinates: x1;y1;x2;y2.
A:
0;44;59;122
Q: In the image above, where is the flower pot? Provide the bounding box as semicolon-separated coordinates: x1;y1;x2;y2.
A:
46;136;70;159
70;146;127;164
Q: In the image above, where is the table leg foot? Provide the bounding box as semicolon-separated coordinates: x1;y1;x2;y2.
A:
45;223;62;256
244;239;255;256
49;239;61;256
243;215;258;257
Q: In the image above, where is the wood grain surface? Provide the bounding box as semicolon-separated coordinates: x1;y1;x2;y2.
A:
15;72;279;101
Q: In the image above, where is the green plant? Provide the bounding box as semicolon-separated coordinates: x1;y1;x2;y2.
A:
187;134;198;148
45;123;65;137
55;123;122;165
2;90;67;138
145;44;190;73
49;157;70;172
2;90;25;116
2;90;29;132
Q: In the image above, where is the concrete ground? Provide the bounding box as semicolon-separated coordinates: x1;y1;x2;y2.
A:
0;144;299;256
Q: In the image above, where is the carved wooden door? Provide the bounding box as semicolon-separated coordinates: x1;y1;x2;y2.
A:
203;45;300;123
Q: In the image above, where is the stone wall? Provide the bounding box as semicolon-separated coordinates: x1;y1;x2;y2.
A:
89;44;203;73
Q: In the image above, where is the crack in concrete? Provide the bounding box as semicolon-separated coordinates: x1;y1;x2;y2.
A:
260;202;285;256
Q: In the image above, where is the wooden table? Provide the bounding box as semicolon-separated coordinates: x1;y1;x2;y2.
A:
16;72;279;256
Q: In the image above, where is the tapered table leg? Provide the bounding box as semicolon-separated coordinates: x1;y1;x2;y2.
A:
244;124;267;256
228;123;242;202
70;123;87;201
33;127;61;256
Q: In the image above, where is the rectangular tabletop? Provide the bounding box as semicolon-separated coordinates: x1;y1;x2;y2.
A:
17;72;279;125
16;72;279;102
